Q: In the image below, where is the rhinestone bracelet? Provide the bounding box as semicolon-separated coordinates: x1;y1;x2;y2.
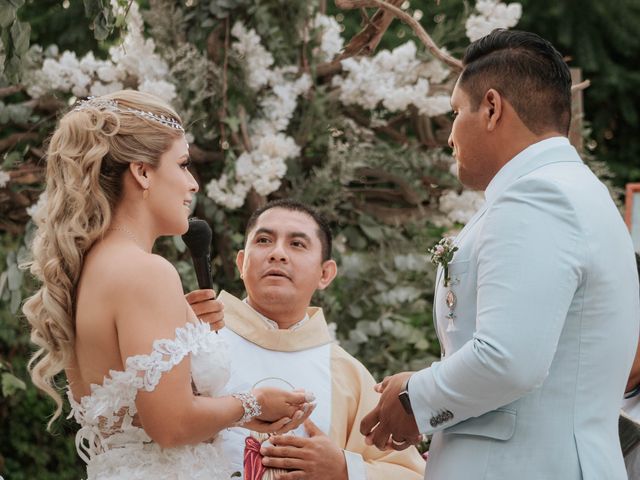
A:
232;391;262;425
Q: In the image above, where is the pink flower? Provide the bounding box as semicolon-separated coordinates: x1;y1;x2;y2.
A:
435;245;445;255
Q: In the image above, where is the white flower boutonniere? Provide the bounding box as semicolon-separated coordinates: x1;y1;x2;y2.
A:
428;237;458;287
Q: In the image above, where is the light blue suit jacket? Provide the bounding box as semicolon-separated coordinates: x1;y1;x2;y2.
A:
408;137;640;479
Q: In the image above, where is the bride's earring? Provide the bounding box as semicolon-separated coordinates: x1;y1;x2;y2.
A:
142;188;149;200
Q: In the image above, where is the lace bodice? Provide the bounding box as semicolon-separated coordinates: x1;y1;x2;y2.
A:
67;321;230;464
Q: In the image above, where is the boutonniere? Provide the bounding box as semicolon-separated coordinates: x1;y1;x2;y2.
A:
428;237;458;287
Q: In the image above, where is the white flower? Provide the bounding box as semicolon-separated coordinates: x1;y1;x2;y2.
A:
415;94;452;117
205;174;251;210
90;81;124;97
138;79;177;101
24;0;176;102
394;253;429;272
438;189;485;225
333;41;450;116
465;1;522;42
209;23;311;210
379;286;422;305
0;169;10;188
313;14;344;62
27;192;48;224
231;22;274;92
96;65;122;83
415;59;450;84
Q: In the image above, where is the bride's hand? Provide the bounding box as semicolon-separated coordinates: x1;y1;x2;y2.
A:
245;387;316;433
245;402;316;434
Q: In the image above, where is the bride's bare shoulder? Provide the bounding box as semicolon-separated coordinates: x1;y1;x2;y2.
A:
82;242;181;297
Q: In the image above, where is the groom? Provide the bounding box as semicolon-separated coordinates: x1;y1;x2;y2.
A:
361;29;640;479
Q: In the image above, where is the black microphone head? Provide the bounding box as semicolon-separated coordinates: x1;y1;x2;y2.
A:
182;218;212;257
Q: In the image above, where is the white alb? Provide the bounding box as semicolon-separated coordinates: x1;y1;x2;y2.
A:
67;321;232;480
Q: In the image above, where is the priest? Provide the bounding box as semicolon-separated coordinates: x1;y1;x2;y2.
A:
211;199;425;480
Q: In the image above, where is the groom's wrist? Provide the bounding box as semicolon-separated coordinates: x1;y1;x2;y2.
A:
398;378;413;415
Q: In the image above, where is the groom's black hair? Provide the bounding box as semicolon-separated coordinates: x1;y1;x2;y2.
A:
244;199;333;262
459;29;572;136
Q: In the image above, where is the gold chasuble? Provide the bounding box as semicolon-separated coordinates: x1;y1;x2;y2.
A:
218;291;425;480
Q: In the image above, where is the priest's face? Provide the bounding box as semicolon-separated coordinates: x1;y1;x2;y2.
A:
236;208;337;326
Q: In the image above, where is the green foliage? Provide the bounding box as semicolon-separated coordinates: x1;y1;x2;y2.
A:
516;0;640;185
0;0;625;476
0;244;84;478
0;0;30;83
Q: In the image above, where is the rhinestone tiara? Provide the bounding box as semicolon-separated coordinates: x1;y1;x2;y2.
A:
73;96;184;132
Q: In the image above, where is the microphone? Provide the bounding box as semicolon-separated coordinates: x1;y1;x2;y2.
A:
182;218;214;290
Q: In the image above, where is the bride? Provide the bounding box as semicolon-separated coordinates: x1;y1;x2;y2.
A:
23;90;313;479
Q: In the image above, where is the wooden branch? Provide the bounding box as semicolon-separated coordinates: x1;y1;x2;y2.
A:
370;0;462;70
337;0;462;71
355;166;422;205
0;132;39;152
0;85;22;98
238;106;253;152
247;189;266;212
357;201;436;225
571;79;590;93
316;58;344;77
336;0;379;7
188;144;224;164
336;0;404;58
6;164;44;185
218;17;230;148
206;23;225;64
345;108;410;144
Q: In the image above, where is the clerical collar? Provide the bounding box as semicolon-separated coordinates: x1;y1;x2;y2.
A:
242;298;310;331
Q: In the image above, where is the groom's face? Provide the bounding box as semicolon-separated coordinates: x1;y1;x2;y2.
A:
448;79;493;190
236;208;335;319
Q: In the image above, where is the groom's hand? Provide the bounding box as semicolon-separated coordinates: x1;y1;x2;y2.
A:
260;419;348;480
360;372;420;451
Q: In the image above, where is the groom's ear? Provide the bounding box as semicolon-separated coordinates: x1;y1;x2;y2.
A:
484;88;503;132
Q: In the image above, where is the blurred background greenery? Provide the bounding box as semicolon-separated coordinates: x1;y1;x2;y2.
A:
1;1;638;478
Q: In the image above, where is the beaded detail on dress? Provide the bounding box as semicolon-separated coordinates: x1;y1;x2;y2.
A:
67;321;232;480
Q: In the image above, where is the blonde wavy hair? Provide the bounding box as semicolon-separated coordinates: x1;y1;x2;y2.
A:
22;90;184;427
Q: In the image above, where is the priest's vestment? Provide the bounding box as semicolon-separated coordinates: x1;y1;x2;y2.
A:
217;291;425;480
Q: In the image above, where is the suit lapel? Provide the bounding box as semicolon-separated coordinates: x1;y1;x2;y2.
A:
432;204;488;347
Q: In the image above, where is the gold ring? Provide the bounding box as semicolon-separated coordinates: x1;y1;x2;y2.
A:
391;437;406;446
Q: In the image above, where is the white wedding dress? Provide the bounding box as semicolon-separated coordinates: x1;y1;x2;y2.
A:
67;321;233;480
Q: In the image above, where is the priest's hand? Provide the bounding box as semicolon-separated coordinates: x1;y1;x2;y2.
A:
360;371;421;451
261;419;348;480
185;289;224;331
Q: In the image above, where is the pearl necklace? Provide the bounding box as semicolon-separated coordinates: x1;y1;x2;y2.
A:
108;225;144;249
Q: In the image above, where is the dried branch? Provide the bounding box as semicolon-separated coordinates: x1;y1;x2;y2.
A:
336;0;380;7
316;0;403;77
336;0;404;58
247;189;267;212
571;79;590;93
188;144;224;164
0;132;39;152
238;105;253;152
370;0;462;70
357;201;435;225
0;85;23;98
218;17;230;148
336;0;462;71
354;166;422;205
345;108;410;144
316;58;344;77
